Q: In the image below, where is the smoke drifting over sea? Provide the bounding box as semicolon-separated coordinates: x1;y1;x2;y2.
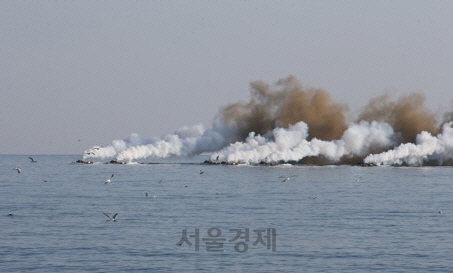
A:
83;76;453;166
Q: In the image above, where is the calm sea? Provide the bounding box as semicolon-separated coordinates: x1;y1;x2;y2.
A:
1;155;453;272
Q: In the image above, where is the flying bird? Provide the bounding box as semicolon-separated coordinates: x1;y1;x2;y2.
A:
103;213;118;221
14;167;21;174
28;157;37;163
199;169;204;175
104;174;114;184
279;175;297;182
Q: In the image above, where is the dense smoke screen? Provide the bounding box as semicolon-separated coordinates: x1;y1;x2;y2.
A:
83;76;453;166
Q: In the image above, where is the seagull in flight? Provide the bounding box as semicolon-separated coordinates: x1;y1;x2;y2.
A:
28;157;37;163
14;167;21;174
103;213;118;221
199;169;204;175
104;174;114;184
279;175;297;182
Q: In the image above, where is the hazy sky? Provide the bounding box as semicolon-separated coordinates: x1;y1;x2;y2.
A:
2;1;453;154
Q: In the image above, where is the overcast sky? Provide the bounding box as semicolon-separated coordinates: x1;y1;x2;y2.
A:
1;1;453;154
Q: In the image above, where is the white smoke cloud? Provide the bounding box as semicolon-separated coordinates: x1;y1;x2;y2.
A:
82;118;453;166
83;119;237;162
210;121;395;164
364;122;453;166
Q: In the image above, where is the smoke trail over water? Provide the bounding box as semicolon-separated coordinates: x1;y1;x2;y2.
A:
82;76;453;166
364;122;453;166
83;121;237;162
210;121;395;165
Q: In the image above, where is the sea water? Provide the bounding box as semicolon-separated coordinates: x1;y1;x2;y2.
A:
1;155;453;272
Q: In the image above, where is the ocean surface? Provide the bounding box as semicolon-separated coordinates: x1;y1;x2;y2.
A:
1;155;453;272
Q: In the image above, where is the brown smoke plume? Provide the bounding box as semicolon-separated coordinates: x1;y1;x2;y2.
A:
220;76;348;141
356;93;438;143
